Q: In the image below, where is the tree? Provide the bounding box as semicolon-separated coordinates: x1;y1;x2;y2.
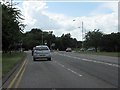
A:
55;33;78;50
85;29;103;52
22;28;42;50
55;37;65;50
2;2;25;52
22;28;56;50
101;32;120;52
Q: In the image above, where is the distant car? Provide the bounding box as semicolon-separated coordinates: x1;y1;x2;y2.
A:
33;45;51;61
87;48;95;51
66;48;72;52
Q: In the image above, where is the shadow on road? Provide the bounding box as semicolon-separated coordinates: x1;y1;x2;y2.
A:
33;60;52;62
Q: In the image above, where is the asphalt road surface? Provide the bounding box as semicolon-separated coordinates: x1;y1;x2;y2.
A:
6;51;119;88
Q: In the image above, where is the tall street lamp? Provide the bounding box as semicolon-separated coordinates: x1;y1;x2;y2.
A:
73;20;84;49
10;0;12;8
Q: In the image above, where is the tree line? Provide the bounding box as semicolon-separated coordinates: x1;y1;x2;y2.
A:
22;28;80;51
22;29;120;52
84;29;120;52
2;2;120;53
2;2;25;53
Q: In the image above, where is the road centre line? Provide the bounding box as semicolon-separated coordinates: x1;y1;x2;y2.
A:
56;53;119;68
54;61;82;77
68;70;82;77
7;59;27;89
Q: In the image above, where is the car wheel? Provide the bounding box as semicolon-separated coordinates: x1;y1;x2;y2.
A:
33;58;36;61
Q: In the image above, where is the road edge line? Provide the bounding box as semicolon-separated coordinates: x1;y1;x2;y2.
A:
14;60;28;88
7;59;27;89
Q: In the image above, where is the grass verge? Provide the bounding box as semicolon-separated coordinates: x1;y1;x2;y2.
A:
2;52;26;77
76;51;120;57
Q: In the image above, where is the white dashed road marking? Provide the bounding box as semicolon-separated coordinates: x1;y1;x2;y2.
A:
54;61;82;77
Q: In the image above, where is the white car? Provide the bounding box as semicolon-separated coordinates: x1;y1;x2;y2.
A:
33;45;51;61
87;48;95;51
66;48;72;52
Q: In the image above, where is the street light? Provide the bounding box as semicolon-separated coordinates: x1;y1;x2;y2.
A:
10;0;12;8
73;20;84;49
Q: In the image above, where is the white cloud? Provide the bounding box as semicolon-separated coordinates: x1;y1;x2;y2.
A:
90;2;118;15
88;2;118;33
15;1;118;41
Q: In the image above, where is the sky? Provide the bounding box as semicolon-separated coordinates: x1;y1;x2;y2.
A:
5;0;119;41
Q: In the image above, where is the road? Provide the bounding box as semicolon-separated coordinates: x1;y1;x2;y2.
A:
5;51;119;88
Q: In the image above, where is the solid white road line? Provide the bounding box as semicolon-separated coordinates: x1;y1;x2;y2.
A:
56;53;119;68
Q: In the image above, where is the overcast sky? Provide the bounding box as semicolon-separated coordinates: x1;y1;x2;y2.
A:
10;0;119;41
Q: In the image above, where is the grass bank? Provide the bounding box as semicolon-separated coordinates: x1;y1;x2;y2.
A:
76;51;120;57
2;52;26;77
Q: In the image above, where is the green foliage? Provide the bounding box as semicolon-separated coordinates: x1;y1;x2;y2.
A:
2;52;26;77
54;33;78;50
22;29;78;51
2;2;25;52
101;32;120;52
84;29;103;52
22;31;38;50
22;28;56;50
84;29;120;52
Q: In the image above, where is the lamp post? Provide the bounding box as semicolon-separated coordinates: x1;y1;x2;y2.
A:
73;20;84;49
10;0;12;8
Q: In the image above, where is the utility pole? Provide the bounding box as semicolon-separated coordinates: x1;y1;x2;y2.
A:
73;20;84;49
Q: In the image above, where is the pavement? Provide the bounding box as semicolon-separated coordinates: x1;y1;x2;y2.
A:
2;51;119;88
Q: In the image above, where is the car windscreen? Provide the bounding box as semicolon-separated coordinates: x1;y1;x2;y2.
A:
35;47;49;51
